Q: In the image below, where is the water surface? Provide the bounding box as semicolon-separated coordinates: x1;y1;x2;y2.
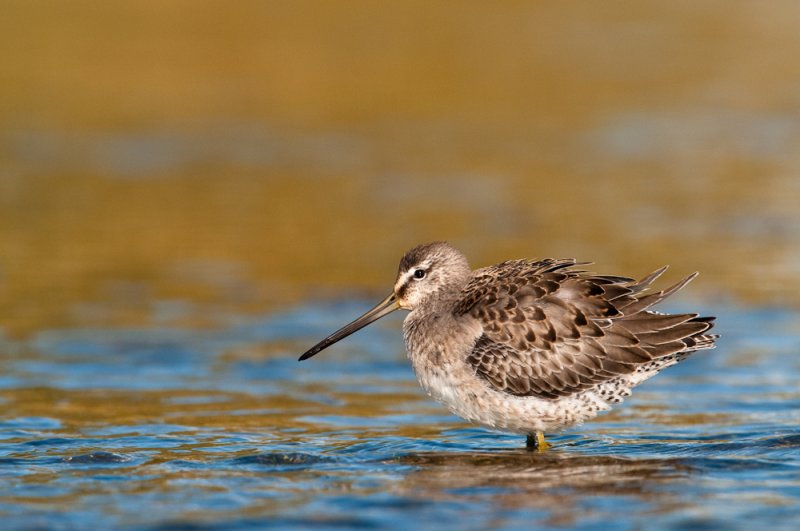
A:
1;2;800;529
1;302;799;529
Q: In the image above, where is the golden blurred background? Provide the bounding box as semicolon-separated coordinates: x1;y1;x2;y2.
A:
2;1;799;336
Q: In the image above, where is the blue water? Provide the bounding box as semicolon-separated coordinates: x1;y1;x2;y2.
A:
1;301;799;530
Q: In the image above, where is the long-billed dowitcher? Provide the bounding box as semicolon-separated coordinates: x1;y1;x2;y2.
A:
299;242;718;449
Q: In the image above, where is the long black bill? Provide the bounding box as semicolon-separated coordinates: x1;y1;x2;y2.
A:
298;293;400;361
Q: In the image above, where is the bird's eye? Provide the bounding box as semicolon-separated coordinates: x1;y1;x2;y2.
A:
413;269;426;279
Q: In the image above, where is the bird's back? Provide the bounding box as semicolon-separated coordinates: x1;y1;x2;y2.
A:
455;259;717;400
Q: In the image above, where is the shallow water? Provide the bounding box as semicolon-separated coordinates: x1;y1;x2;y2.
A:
1;302;799;530
2;2;800;529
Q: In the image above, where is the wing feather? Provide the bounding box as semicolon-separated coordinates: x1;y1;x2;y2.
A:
459;259;717;400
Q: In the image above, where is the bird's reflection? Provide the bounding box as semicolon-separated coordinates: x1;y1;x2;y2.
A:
389;449;692;526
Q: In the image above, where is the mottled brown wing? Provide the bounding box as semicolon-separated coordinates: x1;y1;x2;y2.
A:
456;259;716;400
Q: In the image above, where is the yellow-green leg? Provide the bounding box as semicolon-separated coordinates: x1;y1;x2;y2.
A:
526;432;550;451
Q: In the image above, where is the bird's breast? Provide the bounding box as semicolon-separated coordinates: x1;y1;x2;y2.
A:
403;311;481;363
402;311;483;401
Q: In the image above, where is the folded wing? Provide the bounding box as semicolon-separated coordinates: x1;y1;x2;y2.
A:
456;259;717;400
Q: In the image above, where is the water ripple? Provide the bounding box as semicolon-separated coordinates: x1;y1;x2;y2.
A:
0;303;798;529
